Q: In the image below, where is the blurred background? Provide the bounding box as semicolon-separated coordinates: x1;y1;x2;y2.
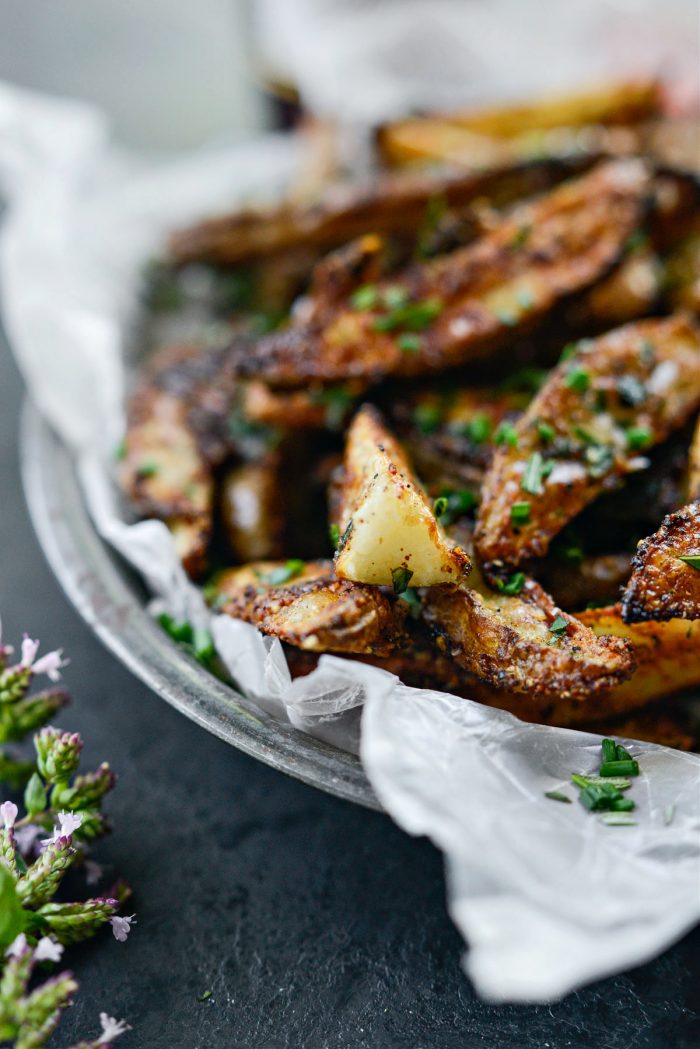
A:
0;0;697;152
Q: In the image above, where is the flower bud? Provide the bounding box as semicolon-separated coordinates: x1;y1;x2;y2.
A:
35;727;83;783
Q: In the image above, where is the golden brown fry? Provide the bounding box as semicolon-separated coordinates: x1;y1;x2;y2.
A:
664;223;700;316
475;314;700;571
421;570;634;701
213;560;405;656
238;160;650;387
168;156;594;268
621;502;700;622
334;406;470;587
220;456;286;563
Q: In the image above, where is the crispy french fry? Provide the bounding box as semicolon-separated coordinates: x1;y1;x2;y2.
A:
621;502;700;622
333;406;470;587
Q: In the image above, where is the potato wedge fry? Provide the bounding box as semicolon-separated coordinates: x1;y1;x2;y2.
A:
238;160;650;387
621;502;700;622
333;406;470;587
421;574;634;701
212;560;405;656
475;314;700;571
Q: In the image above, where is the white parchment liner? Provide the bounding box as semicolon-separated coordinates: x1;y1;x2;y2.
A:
1;81;698;1003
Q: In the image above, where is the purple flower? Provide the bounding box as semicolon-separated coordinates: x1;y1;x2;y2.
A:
0;800;18;828
84;858;105;886
109;914;136;942
14;823;42;856
0;617;14;660
41;810;83;847
34;936;64;963
20;635;66;681
5;933;28;958
97;1012;131;1043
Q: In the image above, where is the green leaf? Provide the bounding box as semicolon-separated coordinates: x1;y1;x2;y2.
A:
391;567;414;596
678;555;700;571
0;862;26;950
24;772;47;816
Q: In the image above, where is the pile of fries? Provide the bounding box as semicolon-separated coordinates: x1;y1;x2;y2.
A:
120;80;700;750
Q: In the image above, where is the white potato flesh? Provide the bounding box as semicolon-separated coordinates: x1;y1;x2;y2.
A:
334;405;470;586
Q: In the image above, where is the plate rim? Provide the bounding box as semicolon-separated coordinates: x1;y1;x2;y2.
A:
19;398;380;811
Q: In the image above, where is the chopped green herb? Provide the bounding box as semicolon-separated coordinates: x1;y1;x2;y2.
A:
261;559;306;586
337;519;353;553
137;461;159;478
391;566;414;595
521;451;551;495
559;342;579;363
435;488;478;525
599;759;640;778
114;439;127;461
494;421;519;447
193;627;215;664
495;572;526;596
510;224;532;250
548;614;569;641
601;738;617;764
329;523;340;549
616;375;647;407
678;554;700;571
565;367;590;393
413;402;442;434
463;413;492;444
598;812;637;826
383;285;409;310
613;742;634;762
158;613;193;644
610;797;636;812
350;284;378;310
198;990;213;1002
397;333;422;353
536;420;555;443
398;588;423;619
372;297;443;333
626;426;652;450
510;501;531;527
433;496;449;517
664;804;675;826
544;790;571;803
576;775;631;790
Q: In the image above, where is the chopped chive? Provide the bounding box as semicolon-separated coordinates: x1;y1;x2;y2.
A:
372;313;399;332
398;587;422;619
610;797;636;812
536;420;555;443
510;501;531;527
337;519;353;553
397;333;422;353
464;413;492;444
626;426;652;450
678;554;700;571
614;742;634;762
494;421;519;447
495;572;526;596
391;566;414;595
262;559;306;585
193;627;215;664
584;444;614;478
544;790;571;803
413;402;442;434
158;613;192;643
329;523;340;549
598;812;637;826
373;297;443;333
664;804;675;826
350;284;378;310
521;451;551;495
433;496;449;517
576;776;631;790
138;461;159;478
599;759;640;778
601;738;617;764
435;488;478;525
559;342;578;362
565;367;590;393
198;990;213;1003
114;438;127;461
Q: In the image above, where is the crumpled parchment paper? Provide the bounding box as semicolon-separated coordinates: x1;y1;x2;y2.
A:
1;80;698;1003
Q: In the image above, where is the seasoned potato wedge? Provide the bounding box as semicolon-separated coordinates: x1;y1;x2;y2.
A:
240;379;365;431
211;560;405;656
239;160;650;387
621;502;700;622
333;406;470;587
421;574;634;701
475;314;700;570
220;456;285;563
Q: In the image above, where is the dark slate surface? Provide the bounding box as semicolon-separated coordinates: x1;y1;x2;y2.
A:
2;341;699;1049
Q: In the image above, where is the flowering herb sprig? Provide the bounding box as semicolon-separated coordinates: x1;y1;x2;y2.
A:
0;624;132;1046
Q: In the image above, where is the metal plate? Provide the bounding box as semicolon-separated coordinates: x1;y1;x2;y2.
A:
20;399;379;810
